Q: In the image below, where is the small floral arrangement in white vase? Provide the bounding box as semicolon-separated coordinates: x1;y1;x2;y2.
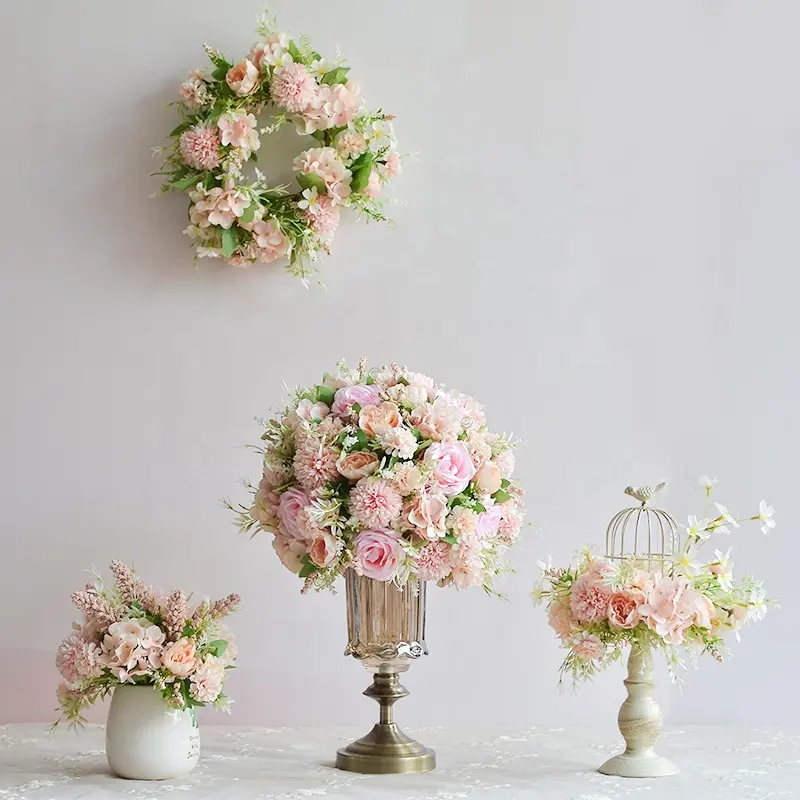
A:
54;561;239;780
534;478;775;778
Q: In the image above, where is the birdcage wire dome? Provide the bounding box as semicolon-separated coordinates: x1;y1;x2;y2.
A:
605;485;681;572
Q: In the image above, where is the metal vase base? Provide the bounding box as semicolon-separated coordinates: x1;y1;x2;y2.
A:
336;671;435;774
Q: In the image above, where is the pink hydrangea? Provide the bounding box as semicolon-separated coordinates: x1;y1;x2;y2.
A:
305;195;340;239
251;218;289;262
570;570;612;624
638;575;715;645
416;540;453;582
191;185;250;230
56;627;103;687
293;147;352;206
350;477;402;529
217;112;260;154
270;62;316;112
99;619;166;683
179;124;221;171
189;656;225;703
250;33;291;69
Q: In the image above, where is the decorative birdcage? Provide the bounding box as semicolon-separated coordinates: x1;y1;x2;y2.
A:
604;482;680;573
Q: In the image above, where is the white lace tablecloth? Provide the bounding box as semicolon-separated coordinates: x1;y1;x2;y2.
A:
1;724;799;799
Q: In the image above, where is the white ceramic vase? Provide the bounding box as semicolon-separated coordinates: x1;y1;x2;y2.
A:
106;685;200;780
598;644;679;778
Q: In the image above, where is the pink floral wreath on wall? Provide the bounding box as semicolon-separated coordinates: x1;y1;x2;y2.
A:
155;10;401;282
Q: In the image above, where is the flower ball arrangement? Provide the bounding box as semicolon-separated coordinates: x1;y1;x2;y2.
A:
534;478;775;684
230;360;526;593
156;10;401;281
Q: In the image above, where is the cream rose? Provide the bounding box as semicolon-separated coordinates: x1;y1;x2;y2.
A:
475;462;503;494
359;401;402;437
337;451;380;481
226;58;260;96
162;637;197;678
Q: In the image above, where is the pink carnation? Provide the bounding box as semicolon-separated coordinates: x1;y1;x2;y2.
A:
498;504;524;543
570;570;612;624
385;151;402;178
450;535;485;590
607;589;645;630
189;656;225;703
56;628;103;687
571;632;605;661
350;478;402;529
547;597;576;641
416;540;453;582
270;62;316;112
179;124;221;171
305;195;340;239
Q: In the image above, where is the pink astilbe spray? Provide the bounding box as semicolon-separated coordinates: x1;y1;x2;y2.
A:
191;593;240;626
108;560;157;613
163;589;188;641
71;583;119;628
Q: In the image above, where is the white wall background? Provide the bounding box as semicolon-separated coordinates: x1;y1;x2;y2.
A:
1;0;797;732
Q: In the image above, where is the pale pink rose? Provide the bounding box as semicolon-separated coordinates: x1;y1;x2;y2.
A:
364;170;382;199
273;534;306;573
570;570;612;624
424;442;476;497
475;503;503;540
385;151;402;178
415;540;453;582
475;462;503;495
309;530;340;568
226;58;260;96
350;478;403;529
270;62;316;112
162;637;197;678
251;218;289;262
571;632;605;661
217;112;260;154
607;589;645;630
331;384;381;416
189;656;225;703
337;450;380;481
359;401;402;437
354;530;402;581
405;490;449;540
277;486;311;540
336;129;367;160
391;462;424;496
296;399;330;422
548;597;576;641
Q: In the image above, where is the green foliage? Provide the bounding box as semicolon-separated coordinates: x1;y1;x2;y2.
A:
299;555;317;578
297;172;327;193
492;489;511;504
221;226;238;258
170;122;190;138
239;204;258;225
207;640;229;658
211;61;232;81
320;66;351;86
315;384;335;406
350;163;373;194
173;173;201;192
287;40;302;62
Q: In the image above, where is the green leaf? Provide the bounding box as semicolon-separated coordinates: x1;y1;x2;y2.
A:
473;502;486;513
310;50;322;61
320;66;351;86
208;639;229;657
170;122;190;137
297;172;327;193
442;534;458;545
500;478;511;489
349;152;373;171
299;555;317;578
239;203;257;225
221;226;238;258
365;375;375;385
492;489;511;504
351;403;362;415
288;40;302;62
248;150;259;162
173;173;201;191
211;62;231;81
351;164;372;194
315;385;335;406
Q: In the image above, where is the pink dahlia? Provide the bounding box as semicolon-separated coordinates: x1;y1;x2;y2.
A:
305;195;340;239
416;540;453;582
179;124;221;171
570;570;612;624
270;62;316;113
349;478;402;529
293;437;339;492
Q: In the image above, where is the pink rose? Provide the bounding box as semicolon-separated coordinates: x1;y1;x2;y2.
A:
337;451;380;481
354;529;402;581
226;58;259;96
359;401;402;437
162;637;197;678
331;384;381;417
424;442;476;496
296;399;330;422
406;490;448;540
607;589;645;629
309;531;339;568
475;503;503;539
272;534;306;574
475;462;503;495
277;487;311;540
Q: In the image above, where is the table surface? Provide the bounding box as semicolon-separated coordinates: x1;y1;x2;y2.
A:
1;723;799;799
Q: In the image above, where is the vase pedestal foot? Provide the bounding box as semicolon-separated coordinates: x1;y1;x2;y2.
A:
599;751;680;778
336;723;435;774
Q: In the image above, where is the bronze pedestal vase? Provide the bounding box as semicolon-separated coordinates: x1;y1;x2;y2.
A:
335;571;436;774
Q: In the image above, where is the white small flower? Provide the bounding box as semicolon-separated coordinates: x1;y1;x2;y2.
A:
685;515;711;541
674;541;701;575
699;475;718;495
297;186;321;214
755;500;776;535
748;584;768;621
369;119;396;151
711;502;739;535
197;247;222;259
342;435;359;450
309;58;331;79
709;548;734;591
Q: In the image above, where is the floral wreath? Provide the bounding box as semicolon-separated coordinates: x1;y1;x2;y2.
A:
155;10;401;281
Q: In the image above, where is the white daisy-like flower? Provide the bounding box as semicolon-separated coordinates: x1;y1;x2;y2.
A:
699;475;718;495
712;502;739;535
710;548;734;591
755;500;776;535
674;541;701;575
297;186;321;214
748;584;768;621
685;515;711;541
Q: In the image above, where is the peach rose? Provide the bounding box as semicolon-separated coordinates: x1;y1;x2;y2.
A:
475;462;502;494
607;589;644;629
226;58;260;96
337;451;380;481
406;491;448;540
309;531;339;568
359;401;402;437
272;534;306;573
162;637;197;678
